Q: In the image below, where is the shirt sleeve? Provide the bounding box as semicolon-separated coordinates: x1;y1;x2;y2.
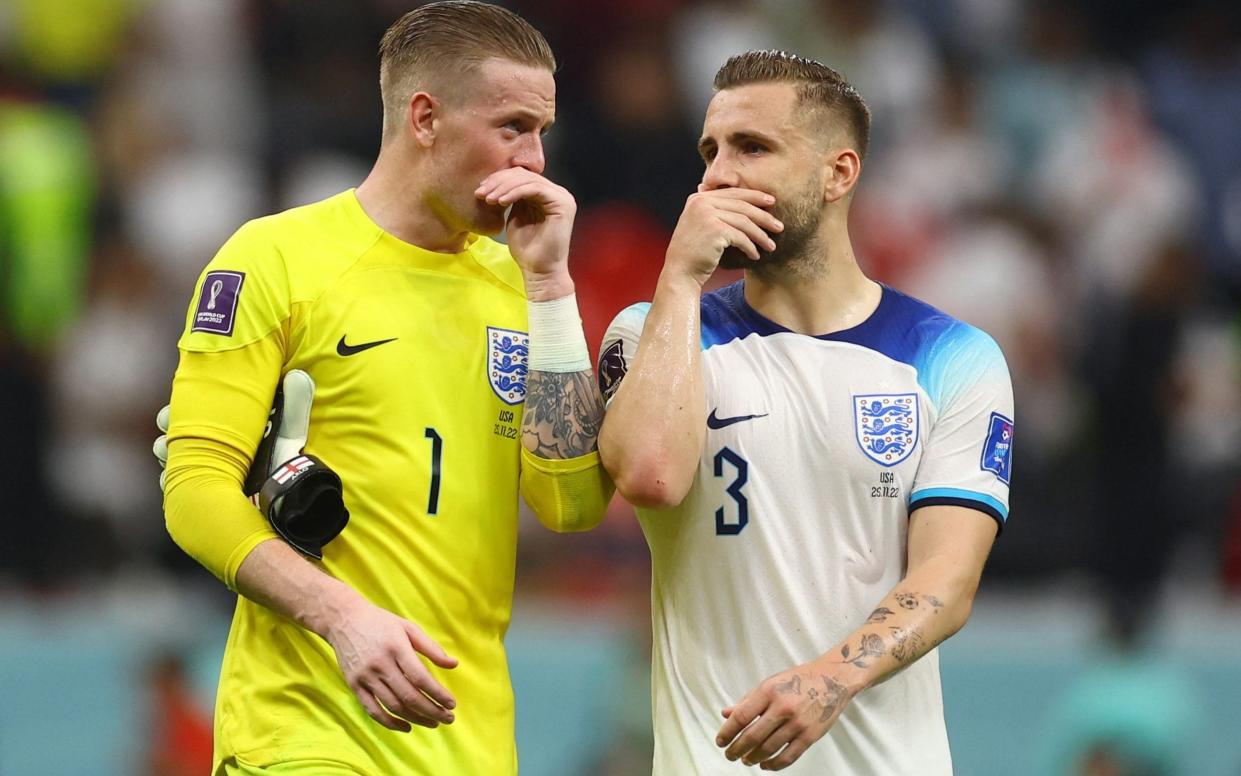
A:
596;302;650;405
908;323;1014;529
177;219;291;353
164;223;292;587
519;448;612;533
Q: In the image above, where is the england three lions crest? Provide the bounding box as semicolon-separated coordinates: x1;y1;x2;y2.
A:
488;326;529;405
854;394;919;467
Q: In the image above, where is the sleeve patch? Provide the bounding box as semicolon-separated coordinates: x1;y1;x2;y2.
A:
980;412;1013;484
191;270;246;336
598;339;628;400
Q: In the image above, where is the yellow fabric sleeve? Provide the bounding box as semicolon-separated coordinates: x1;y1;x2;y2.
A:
163;332;285;589
518;446;614;533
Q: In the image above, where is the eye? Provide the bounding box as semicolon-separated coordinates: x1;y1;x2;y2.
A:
743;142;766;155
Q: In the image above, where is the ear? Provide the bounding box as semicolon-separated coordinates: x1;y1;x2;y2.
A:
823;148;861;204
407;92;439;148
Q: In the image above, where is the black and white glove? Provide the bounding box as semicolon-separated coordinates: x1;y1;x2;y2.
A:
154;370;349;559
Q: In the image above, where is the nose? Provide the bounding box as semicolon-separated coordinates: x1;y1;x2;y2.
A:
513;135;546;175
701;153;739;191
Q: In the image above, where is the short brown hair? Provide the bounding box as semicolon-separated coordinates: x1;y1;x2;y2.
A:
378;1;556;138
713;50;871;160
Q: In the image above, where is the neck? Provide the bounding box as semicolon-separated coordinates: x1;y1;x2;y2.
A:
355;141;472;253
742;222;881;336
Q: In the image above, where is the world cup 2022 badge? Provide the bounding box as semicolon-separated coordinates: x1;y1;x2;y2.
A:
980;412;1014;484
487;326;529;406
191;270;245;336
854;394;919;467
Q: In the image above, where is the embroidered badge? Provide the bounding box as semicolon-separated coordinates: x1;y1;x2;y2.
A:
191;270;245;336
980;412;1014;484
853;394;919;467
487;326;529;405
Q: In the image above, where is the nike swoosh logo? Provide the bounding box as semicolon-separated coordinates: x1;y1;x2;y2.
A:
336;335;398;357
707;409;769;429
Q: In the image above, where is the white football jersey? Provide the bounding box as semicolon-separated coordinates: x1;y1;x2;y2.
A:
599;281;1013;776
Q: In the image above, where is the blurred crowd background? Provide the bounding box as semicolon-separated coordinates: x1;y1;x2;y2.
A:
1;0;1240;774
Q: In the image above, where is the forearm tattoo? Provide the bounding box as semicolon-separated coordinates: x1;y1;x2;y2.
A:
837;592;947;671
522;369;605;458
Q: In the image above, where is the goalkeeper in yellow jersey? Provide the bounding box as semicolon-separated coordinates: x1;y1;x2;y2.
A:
157;3;612;774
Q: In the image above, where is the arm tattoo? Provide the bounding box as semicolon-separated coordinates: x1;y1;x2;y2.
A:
889;626;928;663
811;676;849;723
774;675;803;695
836;633;886;669
522;369;605;459
895;592;920;610
866;607;895;623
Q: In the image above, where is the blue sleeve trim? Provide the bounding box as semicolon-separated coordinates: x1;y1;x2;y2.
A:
909;487;1008;529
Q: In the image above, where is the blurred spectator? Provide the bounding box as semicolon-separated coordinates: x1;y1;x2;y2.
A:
5;0;139;107
47;234;173;567
0;63;95;587
1086;239;1198;633
853;56;1012;282
769;0;944;151
555;26;702;230
0;77;94;350
672;0;781;120
981;0;1108;195
250;0;383;182
0;332;60;586
1030;74;1199;306
1143;2;1241;298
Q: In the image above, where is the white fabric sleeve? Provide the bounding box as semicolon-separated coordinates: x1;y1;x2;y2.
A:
908;323;1015;528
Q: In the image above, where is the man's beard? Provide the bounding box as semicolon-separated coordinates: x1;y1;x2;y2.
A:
719;181;823;274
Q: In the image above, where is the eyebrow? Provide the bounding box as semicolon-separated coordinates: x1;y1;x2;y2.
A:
500;109;555;132
697;130;779;159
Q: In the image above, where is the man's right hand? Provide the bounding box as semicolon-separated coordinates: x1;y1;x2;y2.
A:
664;187;782;286
320;589;459;732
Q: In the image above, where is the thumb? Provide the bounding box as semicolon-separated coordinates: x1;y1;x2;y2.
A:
405;622;458;669
273;369;315;465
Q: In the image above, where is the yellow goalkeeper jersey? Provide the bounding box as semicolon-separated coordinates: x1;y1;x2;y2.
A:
167;190;570;774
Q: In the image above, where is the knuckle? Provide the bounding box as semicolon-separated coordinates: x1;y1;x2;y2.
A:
396;690;418;707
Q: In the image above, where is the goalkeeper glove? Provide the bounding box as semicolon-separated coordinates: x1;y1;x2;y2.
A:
154;370;349;559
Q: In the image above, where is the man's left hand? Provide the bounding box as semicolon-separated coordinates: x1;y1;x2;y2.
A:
716;659;854;770
475;168;576;299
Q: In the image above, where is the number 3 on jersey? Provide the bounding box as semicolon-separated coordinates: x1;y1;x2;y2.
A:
714;447;749;535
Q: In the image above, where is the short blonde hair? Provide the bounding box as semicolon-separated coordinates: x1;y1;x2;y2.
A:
714;50;871;160
378;1;555;138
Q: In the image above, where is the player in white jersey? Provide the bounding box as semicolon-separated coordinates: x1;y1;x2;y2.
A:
598;51;1013;774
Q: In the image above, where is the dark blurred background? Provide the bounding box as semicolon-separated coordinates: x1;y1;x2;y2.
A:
1;1;1240;774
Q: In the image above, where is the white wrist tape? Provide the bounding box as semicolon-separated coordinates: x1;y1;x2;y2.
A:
527;293;591;373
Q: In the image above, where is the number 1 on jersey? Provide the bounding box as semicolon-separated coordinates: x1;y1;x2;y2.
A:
425;427;442;516
714;447;749;535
